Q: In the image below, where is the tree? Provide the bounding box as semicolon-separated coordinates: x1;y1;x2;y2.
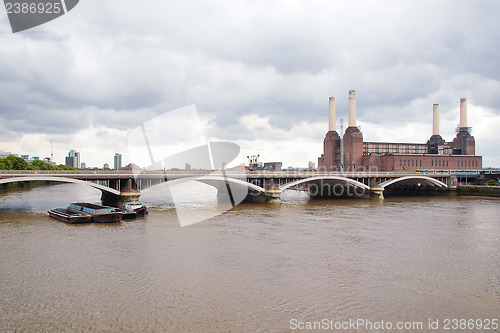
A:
32;160;56;170
55;164;79;170
0;156;79;170
6;155;32;170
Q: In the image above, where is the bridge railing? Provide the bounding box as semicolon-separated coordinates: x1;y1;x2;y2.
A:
0;169;455;177
0;170;133;175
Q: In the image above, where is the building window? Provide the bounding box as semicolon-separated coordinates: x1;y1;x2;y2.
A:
446;160;448;167
412;160;414;167
439;160;441;167
400;160;402;166
420;160;422;167
476;160;478;167
458;161;460;167
431;160;433;167
404;160;406;166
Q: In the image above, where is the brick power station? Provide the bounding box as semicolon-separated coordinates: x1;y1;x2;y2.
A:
318;90;482;172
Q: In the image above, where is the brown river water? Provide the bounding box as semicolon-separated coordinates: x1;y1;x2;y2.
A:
0;183;499;332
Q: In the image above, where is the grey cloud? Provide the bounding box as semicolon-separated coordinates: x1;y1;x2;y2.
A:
1;0;499;165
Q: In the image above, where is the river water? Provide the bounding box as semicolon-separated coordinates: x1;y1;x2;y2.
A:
0;183;499;332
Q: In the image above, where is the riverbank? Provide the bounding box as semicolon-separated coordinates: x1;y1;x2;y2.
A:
456;185;500;198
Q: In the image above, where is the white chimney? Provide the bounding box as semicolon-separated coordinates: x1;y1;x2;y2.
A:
460;98;467;128
433;104;439;136
348;90;356;127
328;97;335;131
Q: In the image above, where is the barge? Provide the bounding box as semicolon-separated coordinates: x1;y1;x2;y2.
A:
68;202;123;223
48;208;91;224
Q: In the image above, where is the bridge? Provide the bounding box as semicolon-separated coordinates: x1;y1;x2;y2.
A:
0;170;456;206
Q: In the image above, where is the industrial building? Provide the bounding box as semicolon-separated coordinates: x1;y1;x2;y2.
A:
318;90;482;172
264;162;283;171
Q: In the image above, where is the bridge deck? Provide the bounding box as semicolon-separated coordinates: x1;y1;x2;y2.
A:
0;170;455;179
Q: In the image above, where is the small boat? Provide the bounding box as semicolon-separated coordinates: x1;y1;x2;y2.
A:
68;202;123;223
117;203;148;220
118;206;137;220
127;203;148;217
48;208;91;224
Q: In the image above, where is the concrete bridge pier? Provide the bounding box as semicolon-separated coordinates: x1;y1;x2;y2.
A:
102;178;141;207
263;187;282;203
243;188;282;203
447;175;458;197
369;186;385;199
243;178;282;203
101;190;141;207
369;179;384;199
263;178;282;203
448;175;458;190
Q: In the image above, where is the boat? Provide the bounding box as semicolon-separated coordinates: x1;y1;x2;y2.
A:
127;203;148;217
48;208;91;224
68;202;123;223
117;206;137;220
117;203;148;220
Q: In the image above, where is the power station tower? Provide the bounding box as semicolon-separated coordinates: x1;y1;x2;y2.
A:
340;119;344;172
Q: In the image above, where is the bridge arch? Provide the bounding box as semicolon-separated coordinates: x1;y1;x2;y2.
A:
0;176;120;196
156;175;266;204
194;175;266;193
379;176;448;189
279;176;370;191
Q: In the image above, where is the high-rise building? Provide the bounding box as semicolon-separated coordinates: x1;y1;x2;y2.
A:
114;153;122;170
75;152;80;169
65;150;80;168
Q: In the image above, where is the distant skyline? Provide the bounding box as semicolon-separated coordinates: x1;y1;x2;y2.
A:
1;1;500;168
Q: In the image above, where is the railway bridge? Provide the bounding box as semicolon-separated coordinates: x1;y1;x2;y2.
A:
0;170;456;206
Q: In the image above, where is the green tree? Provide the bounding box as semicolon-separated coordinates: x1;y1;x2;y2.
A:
6;155;32;170
0;156;81;170
32;160;56;170
0;156;13;170
55;164;79;170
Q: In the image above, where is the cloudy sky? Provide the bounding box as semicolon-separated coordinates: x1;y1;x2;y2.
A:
1;1;500;168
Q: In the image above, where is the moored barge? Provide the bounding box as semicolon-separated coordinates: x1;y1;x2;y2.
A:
48;208;91;224
68;202;123;223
